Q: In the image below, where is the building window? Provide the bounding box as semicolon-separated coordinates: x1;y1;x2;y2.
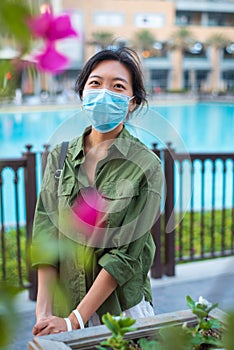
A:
176;11;201;26
135;13;165;28
184;70;208;91
223;71;234;90
176;10;234;27
93;12;124;26
151;69;168;90
207;12;233;26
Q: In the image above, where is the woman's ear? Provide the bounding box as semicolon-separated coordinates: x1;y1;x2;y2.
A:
129;98;137;112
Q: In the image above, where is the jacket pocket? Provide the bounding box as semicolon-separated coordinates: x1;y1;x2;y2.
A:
57;182;74;210
101;180;139;199
100;180;140;227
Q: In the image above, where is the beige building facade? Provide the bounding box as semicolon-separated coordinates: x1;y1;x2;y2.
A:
21;0;234;95
54;0;234;93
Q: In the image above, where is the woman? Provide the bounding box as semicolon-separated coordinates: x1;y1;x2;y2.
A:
32;47;163;335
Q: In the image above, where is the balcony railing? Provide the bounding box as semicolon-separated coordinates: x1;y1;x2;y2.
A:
0;144;233;298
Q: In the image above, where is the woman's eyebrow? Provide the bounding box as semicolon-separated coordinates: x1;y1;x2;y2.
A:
88;75;129;84
88;74;103;80
112;77;129;84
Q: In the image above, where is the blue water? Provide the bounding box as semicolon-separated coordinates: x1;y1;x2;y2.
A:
1;103;234;159
1;102;234;224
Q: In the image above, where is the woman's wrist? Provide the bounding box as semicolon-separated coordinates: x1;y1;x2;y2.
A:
36;299;53;321
68;309;85;329
68;311;79;329
36;311;52;322
72;309;85;329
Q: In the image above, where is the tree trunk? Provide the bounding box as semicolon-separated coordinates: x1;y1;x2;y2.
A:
210;46;220;92
171;49;183;90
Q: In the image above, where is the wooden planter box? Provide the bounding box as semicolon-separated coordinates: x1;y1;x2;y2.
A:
28;308;226;350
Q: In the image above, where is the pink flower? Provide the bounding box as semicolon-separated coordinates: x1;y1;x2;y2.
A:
26;9;78;73
27;10;53;39
34;43;69;73
28;10;78;41
72;188;105;236
47;14;78;40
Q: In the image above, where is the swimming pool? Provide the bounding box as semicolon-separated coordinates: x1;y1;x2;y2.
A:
1;102;234;158
1;102;234;224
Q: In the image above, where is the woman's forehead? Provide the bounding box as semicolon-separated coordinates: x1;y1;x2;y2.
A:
90;60;132;81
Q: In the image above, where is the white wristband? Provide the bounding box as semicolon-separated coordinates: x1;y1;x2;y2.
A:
64;317;72;332
72;309;84;329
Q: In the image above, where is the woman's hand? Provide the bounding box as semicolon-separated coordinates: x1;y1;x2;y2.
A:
33;316;69;336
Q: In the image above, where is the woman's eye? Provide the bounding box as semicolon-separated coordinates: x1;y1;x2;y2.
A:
89;80;100;86
115;83;125;90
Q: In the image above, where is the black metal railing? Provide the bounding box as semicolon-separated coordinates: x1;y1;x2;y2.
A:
0;145;37;300
173;150;234;261
151;145;234;278
1;143;234;298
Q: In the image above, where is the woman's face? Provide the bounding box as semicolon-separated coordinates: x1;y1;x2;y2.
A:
83;60;136;112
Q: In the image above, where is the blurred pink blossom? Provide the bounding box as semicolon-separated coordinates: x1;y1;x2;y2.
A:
72;188;105;236
27;10;78;41
27;9;78;73
34;43;69;73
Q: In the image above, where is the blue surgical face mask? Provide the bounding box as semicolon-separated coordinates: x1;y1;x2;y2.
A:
82;89;134;133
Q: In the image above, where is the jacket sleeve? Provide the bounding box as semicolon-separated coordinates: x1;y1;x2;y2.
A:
31;145;61;268
98;157;163;287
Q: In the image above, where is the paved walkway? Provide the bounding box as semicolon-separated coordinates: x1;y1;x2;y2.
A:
3;256;234;350
151;255;234;314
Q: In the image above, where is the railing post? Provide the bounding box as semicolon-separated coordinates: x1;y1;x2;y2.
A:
151;143;163;278
23;145;38;301
163;143;175;276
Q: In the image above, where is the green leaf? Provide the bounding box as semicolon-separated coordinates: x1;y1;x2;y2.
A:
119;317;136;328
96;346;108;350
207;302;219;313
186;295;195;309
102;314;119;336
159;326;192;350
190;333;204;345
207;318;221;329
201;335;223;347
0;283;21;347
119;326;136;336
139;338;161;350
0;0;32;52
222;312;234;350
192;307;207;319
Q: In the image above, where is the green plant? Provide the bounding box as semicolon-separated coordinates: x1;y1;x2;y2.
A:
0;228;27;286
175;208;233;258
97;312;137;350
184;295;223;349
139;327;192;350
222;311;234;350
99;296;225;350
0;283;21;347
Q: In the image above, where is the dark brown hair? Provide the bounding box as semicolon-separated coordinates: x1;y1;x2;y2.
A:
75;47;147;109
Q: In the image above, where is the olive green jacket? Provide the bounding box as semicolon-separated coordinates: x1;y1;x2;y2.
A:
31;126;163;318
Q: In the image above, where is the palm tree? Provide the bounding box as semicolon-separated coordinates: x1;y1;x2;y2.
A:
168;27;195;90
88;31;115;50
131;29;156;57
131;29;156;91
205;33;231;92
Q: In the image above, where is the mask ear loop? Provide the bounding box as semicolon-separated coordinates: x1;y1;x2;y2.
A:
124;95;141;139
128;96;136;113
124;96;136;124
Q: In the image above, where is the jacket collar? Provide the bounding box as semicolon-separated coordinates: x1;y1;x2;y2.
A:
72;125;132;161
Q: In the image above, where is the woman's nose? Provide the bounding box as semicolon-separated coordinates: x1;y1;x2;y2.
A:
102;84;111;90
